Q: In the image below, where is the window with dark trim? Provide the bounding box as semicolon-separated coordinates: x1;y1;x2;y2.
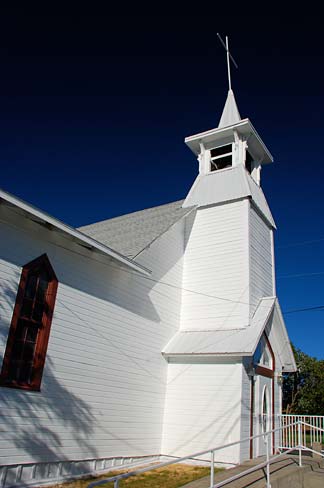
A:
0;254;58;391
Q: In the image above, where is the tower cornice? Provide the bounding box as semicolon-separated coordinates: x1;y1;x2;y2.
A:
185;118;273;165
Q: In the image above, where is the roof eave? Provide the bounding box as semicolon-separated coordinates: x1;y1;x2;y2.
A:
162;351;252;358
185;119;273;164
0;189;151;276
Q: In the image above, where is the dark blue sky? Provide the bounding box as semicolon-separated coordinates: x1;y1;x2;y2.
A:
0;10;323;358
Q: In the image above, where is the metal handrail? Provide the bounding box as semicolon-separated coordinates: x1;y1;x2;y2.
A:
88;420;324;488
280;413;324;417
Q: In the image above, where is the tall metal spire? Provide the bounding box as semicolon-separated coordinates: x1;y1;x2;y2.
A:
217;33;238;92
217;33;241;128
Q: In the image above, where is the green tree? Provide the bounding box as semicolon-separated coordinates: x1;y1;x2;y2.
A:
283;345;324;414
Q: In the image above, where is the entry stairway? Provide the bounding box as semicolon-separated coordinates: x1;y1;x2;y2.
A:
182;454;324;488
88;418;324;488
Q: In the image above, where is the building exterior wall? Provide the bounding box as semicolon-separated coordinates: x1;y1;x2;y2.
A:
240;359;252;462
249;204;273;316
181;200;250;330
0;204;184;484
266;307;285;448
161;358;243;465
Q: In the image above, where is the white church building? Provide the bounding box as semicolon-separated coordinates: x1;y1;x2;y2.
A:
0;89;296;487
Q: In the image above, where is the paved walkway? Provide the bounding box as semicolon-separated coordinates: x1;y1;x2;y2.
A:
181;454;324;488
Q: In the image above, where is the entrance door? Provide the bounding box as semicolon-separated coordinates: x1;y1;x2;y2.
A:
255;374;272;457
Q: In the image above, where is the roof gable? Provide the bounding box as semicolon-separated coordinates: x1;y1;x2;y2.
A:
0;188;150;276
79;200;195;258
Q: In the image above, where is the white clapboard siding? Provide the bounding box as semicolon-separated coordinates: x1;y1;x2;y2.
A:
249;206;273;315
240;360;252;463
265;307;285;448
181;200;250;330
0;204;184;466
161;358;243;464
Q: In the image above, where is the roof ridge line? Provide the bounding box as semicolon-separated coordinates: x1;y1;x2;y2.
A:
79;198;186;230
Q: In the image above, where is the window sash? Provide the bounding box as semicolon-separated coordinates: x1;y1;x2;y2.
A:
0;254;58;391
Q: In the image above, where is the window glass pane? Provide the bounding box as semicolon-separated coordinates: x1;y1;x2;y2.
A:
210;144;232;158
19;362;33;383
26;326;38;343
24;342;36;362
11;341;24;361
33;302;44;322
36;277;48;303
15;320;27;341
8;360;21;381
24;275;37;299
21;298;33;318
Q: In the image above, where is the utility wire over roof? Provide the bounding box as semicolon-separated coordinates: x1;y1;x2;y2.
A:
79;200;196;259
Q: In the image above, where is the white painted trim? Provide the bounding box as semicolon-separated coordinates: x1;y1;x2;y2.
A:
273;299;297;372
247;199;252;319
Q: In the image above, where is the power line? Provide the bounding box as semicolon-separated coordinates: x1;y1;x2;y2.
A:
277;237;324;249
278;271;324;279
283;305;324;315
4;208;323;318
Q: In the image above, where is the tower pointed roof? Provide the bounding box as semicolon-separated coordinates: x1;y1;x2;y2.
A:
218;89;241;128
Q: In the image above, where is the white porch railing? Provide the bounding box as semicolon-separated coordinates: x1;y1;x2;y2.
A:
88;419;324;488
278;414;324;449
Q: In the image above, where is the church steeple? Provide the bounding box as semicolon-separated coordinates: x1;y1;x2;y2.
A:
182;88;274;228
218;89;241;128
182;33;274;226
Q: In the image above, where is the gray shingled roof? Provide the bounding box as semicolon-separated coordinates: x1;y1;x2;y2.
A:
78;200;195;259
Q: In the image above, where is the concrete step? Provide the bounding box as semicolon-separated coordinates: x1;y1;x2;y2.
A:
181;455;324;488
303;459;324;488
305;473;324;488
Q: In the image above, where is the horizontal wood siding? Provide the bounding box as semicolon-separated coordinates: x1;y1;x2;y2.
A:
161;359;243;464
0;205;184;465
249;206;273;316
266;308;284;448
240;359;251;462
181;200;250;330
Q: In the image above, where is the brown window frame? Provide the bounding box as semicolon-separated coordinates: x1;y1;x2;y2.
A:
0;254;58;392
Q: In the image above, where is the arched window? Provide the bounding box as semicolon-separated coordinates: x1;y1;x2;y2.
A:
0;254;58;391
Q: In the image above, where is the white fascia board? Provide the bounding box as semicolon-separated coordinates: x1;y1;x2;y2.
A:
0;188;151;276
162;297;276;357
250;297;277;356
273;298;297;372
185;119;273;164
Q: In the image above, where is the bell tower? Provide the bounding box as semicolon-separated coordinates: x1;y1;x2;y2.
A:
184;88;273;196
193;88;271;186
181;61;276;330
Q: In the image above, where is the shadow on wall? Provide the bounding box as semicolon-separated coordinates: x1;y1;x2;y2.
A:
0;279;98;468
